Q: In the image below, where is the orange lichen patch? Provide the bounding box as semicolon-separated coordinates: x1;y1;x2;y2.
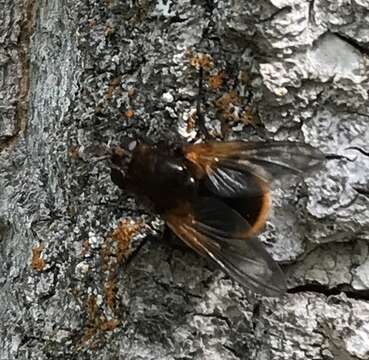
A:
186;110;197;133
111;219;143;263
80;294;120;346
104;25;114;36
215;91;240;120
215;90;257;127
190;53;214;71
87;295;98;318
68;145;80;160
215;91;240;109
125;109;135;119
81;295;100;344
81;325;97;346
99;219;144;313
100;319;120;331
208;71;225;90
78;221;146;348
106;77;121;100
31;245;45;272
80;239;91;257
239;107;255;125
104;279;118;312
88;19;97;28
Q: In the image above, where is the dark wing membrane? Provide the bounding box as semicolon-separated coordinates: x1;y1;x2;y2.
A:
184;141;324;197
164;197;286;297
205;165;266;198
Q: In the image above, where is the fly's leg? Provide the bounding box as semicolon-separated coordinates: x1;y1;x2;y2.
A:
196;65;213;139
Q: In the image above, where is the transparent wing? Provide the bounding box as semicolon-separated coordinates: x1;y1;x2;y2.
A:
165;197;286;297
184;141;324;197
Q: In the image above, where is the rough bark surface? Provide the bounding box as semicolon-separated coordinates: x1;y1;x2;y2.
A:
1;0;369;359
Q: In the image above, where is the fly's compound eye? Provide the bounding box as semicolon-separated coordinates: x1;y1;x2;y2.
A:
111;146;132;188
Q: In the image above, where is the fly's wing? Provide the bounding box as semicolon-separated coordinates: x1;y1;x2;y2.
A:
184;141;324;198
164;197;286;297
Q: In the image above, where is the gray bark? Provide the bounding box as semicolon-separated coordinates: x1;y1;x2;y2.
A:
1;0;369;359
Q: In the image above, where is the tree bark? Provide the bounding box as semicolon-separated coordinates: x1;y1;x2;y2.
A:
1;0;369;359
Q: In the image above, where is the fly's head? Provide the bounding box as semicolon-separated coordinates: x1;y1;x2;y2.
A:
110;139;138;189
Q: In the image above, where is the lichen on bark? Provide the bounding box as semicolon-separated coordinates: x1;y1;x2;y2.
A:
1;0;369;359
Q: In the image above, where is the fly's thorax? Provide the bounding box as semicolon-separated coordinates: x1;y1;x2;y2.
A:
126;145;197;212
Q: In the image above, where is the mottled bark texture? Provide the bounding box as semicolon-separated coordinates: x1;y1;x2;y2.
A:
1;0;369;359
